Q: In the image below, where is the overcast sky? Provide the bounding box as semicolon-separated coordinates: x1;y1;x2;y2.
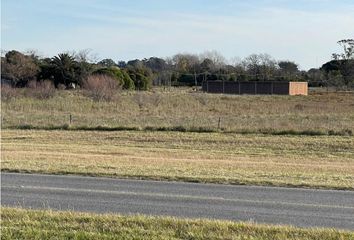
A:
1;0;354;70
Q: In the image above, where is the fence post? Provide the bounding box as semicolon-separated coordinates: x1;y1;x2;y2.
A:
69;114;72;125
218;117;221;130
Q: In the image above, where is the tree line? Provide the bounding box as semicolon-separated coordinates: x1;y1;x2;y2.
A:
1;39;353;90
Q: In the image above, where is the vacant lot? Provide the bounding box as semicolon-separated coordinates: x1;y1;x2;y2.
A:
2;90;354;133
1;208;352;240
2;130;353;190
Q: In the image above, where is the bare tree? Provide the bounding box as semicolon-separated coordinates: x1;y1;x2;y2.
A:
74;49;98;63
242;53;276;80
243;54;261;77
258;54;277;80
172;53;200;73
199;50;226;69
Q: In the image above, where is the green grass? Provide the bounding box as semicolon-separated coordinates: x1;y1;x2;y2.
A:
2;89;354;133
1;208;353;240
2;130;354;190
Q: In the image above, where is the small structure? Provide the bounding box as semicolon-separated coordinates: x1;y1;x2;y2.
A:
202;81;308;95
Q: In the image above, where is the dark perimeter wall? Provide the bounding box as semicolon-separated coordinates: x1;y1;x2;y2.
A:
202;81;307;95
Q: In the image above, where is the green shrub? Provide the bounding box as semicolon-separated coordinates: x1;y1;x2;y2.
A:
93;67;135;90
126;65;153;90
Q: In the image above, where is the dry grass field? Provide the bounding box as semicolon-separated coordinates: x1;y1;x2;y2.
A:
2;89;354;133
2;130;353;190
1;90;354;239
1;208;352;240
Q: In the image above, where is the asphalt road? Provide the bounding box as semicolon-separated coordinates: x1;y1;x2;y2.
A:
1;173;354;230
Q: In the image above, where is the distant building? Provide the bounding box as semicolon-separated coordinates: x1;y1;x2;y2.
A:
202;81;308;96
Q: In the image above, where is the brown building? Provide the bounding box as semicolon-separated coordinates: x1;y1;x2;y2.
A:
202;81;308;96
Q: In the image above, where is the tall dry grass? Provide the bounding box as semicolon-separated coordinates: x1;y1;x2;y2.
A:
1;88;354;133
1;84;19;101
25;80;55;99
82;74;120;101
1;80;56;102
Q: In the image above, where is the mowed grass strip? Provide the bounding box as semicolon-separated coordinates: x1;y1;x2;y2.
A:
1;208;353;240
2;90;354;133
2;130;354;190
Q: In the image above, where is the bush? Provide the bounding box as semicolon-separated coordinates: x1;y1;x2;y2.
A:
83;74;120;101
93;67;135;90
130;73;152;90
127;66;153;90
25;80;55;99
1;84;19;101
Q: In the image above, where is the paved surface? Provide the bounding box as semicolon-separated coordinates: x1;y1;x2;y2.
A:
1;173;354;230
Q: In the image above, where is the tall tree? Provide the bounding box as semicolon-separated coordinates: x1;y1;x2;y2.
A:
332;39;354;60
278;61;299;80
200;58;214;72
243;54;260;79
1;50;39;86
98;59;117;67
172;54;200;73
258;54;277;80
144;57;168;72
329;39;354;88
199;51;226;70
51;53;78;87
278;61;299;74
